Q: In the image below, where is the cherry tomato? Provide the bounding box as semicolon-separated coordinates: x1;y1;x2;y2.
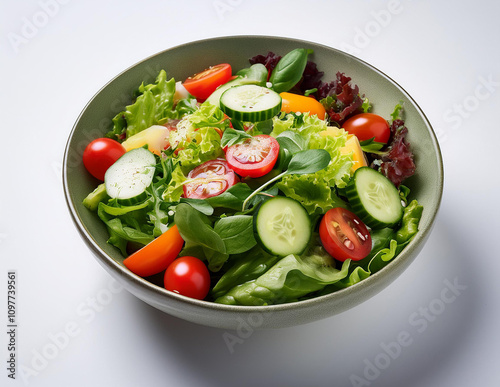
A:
123;225;184;277
342;113;390;143
225;135;279;178
319;207;372;262
280;92;326;119
183;159;239;199
83;138;126;181
183;64;232;101
164;256;210;300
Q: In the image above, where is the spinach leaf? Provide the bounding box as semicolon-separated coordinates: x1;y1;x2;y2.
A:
206;183;253;210
211;246;279;299
179;197;214;216
276;130;307;154
286;149;331;175
174;203;228;272
214;215;256;254
236;63;268;85
269;49;312;93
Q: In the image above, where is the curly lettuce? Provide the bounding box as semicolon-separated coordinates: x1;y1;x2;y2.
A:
271;113;353;215
161;165;187;203
176;127;224;173
106;70;198;141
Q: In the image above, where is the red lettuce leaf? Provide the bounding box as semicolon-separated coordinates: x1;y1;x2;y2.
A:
372;119;416;187
319;72;364;125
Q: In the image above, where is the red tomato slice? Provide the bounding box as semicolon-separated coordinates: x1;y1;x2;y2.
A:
183;159;239;199
83;138;126;181
319;207;372;262
225;135;279;178
342;113;390;143
164;256;211;300
123;225;184;277
183;64;232;101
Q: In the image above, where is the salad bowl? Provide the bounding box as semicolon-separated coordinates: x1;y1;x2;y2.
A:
63;36;443;329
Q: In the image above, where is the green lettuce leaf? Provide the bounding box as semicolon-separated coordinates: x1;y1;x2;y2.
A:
176;127;224;173
97;202;154;255
174;203;229;272
106;70;177;139
215;247;350;306
276;173;348;215
161;165;187;203
272;114;353;215
188;102;229;130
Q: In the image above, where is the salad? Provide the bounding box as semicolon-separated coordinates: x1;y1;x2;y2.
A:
81;48;423;305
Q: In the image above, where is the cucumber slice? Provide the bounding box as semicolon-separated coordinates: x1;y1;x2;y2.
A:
345;167;403;229
220;85;282;122
104;148;156;205
254;197;311;256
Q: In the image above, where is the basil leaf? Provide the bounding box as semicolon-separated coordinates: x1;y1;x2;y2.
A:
269;48;312;93
286;149;331;175
221;128;252;148
214;215;256;254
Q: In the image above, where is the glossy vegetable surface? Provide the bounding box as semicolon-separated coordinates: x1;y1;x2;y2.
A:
342;113;390;143
123;225;184;277
164;256;211;300
225;135;279;178
83;138;126;181
183;158;239;199
280;92;326;119
319;207;372;262
183;63;232;101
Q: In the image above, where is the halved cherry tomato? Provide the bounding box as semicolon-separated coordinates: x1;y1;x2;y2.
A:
164;256;210;300
280;92;326;119
183;64;232;101
123;225;184;277
225;135;279;178
183;159;239;199
83;138;126;181
319;207;372;262
342;113;390;143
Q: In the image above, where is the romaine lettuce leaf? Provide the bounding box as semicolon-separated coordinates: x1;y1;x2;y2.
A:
215;247;350;306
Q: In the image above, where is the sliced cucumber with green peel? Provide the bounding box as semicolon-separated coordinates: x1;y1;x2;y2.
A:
253;196;311;256
345;167;403;229
104;147;156;205
220;85;282;122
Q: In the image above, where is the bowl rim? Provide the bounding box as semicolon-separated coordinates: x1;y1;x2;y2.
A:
63;35;444;314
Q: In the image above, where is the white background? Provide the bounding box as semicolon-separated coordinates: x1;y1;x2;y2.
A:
1;0;499;386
